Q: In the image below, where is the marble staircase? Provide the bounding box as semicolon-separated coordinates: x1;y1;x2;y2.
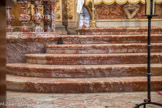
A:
7;34;162;93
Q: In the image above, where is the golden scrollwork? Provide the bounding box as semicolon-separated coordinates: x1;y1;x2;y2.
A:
62;0;74;21
55;1;62;21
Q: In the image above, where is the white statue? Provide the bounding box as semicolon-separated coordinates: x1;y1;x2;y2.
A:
79;7;90;28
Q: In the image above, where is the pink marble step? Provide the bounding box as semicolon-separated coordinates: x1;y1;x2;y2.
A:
25;53;162;65
46;43;162;54
76;27;162;35
7;63;162;78
54;34;162;44
7;75;162;93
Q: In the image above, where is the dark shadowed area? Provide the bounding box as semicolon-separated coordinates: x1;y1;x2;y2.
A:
0;1;6;108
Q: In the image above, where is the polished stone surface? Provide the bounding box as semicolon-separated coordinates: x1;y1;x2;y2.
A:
6;63;162;78
77;27;162;35
6;28;162;93
7;74;162;93
25;53;162;65
7;91;162;108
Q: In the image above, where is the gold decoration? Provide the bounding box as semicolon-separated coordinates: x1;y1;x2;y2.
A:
116;0;127;5
94;0;103;5
156;0;162;4
91;0;96;27
62;0;74;20
103;0;115;5
55;0;62;21
128;0;140;4
85;0;162;5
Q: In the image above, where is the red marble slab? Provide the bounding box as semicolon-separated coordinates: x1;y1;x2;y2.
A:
76;27;162;35
7;75;162;93
25;53;162;65
46;43;162;54
6;63;162;78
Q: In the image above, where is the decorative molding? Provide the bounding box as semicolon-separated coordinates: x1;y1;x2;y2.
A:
123;4;140;19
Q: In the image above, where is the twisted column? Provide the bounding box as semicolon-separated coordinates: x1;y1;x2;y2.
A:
51;1;56;32
33;0;44;32
43;0;56;32
6;6;14;32
18;0;30;32
43;0;52;32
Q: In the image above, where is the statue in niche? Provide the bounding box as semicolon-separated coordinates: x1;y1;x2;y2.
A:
79;7;90;28
123;3;140;19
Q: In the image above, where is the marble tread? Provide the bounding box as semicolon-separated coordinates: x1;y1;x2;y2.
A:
25;53;162;65
7;33;162;44
7;63;162;78
7;32;162;93
46;43;162;54
7;75;162;93
54;34;162;44
76;27;162;35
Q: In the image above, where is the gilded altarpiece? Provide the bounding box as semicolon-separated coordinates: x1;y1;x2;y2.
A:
10;0;162;30
11;0;77;29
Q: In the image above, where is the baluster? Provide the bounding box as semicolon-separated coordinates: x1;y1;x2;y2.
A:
18;0;30;32
6;6;14;32
43;0;52;32
51;1;56;32
33;0;44;32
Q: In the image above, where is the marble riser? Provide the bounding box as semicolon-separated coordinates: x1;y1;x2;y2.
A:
51;35;162;44
6;64;162;78
7;34;162;63
7;75;162;93
7;33;162;44
25;53;162;65
6;32;162;93
77;27;162;35
46;43;162;54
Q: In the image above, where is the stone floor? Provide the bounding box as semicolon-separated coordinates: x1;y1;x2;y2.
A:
7;91;162;108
